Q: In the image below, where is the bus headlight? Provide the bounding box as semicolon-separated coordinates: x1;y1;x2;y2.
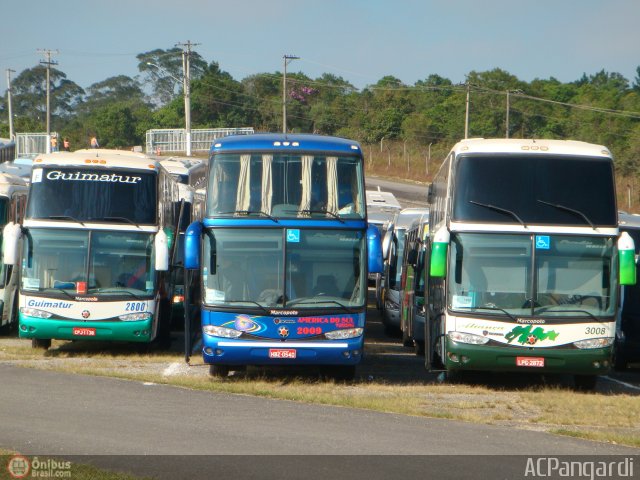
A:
448;331;490;345
203;325;242;338
119;312;152;322
574;337;614;349
324;328;363;340
20;307;52;319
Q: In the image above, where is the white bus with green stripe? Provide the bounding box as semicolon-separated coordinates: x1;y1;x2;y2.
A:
424;138;636;389
3;149;182;349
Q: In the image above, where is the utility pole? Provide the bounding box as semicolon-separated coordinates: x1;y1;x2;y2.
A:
282;54;299;134
506;90;510;139
6;69;15;140
38;49;58;153
464;82;470;139
176;40;199;156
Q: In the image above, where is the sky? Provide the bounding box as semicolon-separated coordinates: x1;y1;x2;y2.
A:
1;0;639;94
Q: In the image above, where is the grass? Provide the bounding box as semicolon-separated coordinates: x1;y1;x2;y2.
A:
2;337;640;449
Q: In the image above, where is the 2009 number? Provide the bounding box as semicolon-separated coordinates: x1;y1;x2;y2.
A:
125;302;146;312
297;327;322;335
585;327;606;335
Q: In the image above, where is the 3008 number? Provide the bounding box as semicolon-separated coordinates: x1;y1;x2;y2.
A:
125;302;146;312
584;327;606;335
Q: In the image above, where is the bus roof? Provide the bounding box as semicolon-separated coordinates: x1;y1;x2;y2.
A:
33;150;160;171
210;133;362;155
393;207;430;230
619;212;640;229
450;138;612;158
0;172;28;198
160;157;205;175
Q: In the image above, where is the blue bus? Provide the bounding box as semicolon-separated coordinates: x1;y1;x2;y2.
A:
184;134;382;379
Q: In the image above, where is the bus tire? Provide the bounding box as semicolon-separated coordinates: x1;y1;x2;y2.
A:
402;327;413;348
613;349;628;371
323;365;356;382
32;338;51;350
414;340;425;356
209;364;230;378
574;374;598;392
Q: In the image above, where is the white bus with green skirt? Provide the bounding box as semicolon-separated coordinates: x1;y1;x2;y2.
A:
424;138;636;389
3;149;182;349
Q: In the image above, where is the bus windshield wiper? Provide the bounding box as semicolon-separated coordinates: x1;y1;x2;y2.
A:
47;215;85;226
98;216;141;228
298;209;345;223
287;298;356;313
223;300;270;314
533;306;600;321
469;200;525;227
42;287;74;299
221;210;278;222
95;288;143;299
456;305;517;322
537;199;595;229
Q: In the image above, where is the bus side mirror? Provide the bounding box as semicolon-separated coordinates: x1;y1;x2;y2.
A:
367;225;383;274
184;221;203;270
407;247;418;266
618;231;636;286
155;230;169;271
429;226;450;278
382;225;394;260
3;222;21;266
427;184;434;204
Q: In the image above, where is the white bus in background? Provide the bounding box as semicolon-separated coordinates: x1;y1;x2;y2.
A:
159;156;206;326
0;174;29;332
3;149;183;349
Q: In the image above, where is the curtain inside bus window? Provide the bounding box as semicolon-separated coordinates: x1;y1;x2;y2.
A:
236;154;251;211
261;154;273;214
326;156;338;214
299;155;313;212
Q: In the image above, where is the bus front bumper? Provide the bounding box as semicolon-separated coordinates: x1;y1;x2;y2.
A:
18;316;153;343
202;337;364;366
445;338;612;375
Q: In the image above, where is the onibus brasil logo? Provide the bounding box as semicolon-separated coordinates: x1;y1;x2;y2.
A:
7;455;72;478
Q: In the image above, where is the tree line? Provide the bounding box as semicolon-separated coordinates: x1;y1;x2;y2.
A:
1;47;640;187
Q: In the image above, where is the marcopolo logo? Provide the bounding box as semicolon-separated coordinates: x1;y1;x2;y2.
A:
7;455;72;479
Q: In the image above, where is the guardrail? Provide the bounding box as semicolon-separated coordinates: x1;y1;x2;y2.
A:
146;128;254;155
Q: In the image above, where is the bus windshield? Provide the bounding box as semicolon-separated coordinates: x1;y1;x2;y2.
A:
202;228;366;309
21;229;155;296
453;154;616;226
207;153;364;219
447;233;616;318
26;167;157;224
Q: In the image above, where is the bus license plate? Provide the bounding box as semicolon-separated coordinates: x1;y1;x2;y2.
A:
516;356;544;368
269;349;296;359
73;327;96;337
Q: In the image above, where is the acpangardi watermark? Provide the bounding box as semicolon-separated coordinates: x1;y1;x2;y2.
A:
525;457;634;479
7;455;72;478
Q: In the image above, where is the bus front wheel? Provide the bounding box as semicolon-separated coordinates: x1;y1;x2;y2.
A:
209;364;230;378
574;374;598;392
32;338;51;350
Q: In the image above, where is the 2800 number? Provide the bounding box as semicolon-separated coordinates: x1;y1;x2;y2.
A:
125;302;146;312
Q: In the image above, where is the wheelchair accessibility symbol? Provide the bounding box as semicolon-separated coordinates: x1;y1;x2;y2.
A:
535;235;550;250
287;229;300;243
